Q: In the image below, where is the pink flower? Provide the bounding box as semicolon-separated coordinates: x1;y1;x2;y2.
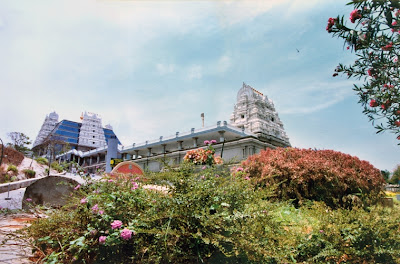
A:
26;198;32;202
202;166;207;170
120;228;134;240
98;210;104;215
99;236;107;244
244;176;250;180
393;21;398;26
108;179;114;183
200;175;205;180
80;198;87;204
210;140;217;144
349;9;361;23
131;181;139;190
74;184;81;190
203;140;210;145
111;220;123;229
91;204;99;213
215;174;220;178
236;167;244;172
394;57;398;62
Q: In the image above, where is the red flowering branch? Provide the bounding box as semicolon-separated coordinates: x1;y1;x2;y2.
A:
327;0;400;143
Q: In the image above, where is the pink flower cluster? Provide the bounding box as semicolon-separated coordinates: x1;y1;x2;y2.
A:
111;220;123;229
326;17;336;32
80;198;87;204
131;181;139;190
120;228;135;240
349;9;361;23
204;140;217;145
99;236;107;244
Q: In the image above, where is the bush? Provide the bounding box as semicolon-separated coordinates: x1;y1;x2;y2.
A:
26;165;283;263
23;169;36;178
295;202;400;264
1;145;24;166
242;148;385;208
7;165;18;174
24;163;400;263
35;157;48;165
51;161;63;173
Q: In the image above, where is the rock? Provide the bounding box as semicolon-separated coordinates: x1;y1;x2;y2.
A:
22;176;79;209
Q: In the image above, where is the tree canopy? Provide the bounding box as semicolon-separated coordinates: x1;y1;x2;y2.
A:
7;131;31;155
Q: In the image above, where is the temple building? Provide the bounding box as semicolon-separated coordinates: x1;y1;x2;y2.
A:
32;112;120;157
54;83;290;173
230;83;290;147
32;111;59;148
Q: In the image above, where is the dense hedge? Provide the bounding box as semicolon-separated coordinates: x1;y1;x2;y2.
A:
242;148;385;208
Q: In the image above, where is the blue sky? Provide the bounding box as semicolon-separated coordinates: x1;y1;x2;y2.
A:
0;0;399;171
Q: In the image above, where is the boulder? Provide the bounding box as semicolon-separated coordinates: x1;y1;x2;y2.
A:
22;176;79;209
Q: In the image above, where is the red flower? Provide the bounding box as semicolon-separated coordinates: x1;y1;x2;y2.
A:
382;42;393;51
369;99;378;107
396;110;400;115
350;9;361;23
395;121;400;127
326;17;336;32
381;104;387;110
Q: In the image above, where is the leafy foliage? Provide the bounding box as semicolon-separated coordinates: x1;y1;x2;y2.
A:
7;164;18;174
24;164;400;263
389;164;400;184
35;157;49;165
242;148;385;208
7;131;32;154
22;169;36;178
50;161;63;173
327;0;400;142
184;140;223;166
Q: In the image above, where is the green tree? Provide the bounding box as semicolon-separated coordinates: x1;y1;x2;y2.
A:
381;169;391;182
7;132;32;155
327;0;400;143
389;164;400;184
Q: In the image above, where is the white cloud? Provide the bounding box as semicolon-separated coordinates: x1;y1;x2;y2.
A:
156;63;175;75
264;79;354;115
216;55;232;73
187;65;203;80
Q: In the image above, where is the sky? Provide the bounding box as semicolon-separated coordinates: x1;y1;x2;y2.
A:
0;0;399;171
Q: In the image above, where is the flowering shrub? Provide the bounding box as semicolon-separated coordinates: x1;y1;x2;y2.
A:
183;140;223;166
327;1;400;141
242;148;385;208
24;163;400;263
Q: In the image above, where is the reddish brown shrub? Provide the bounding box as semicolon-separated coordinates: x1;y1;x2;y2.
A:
0;144;24;166
242;148;385;208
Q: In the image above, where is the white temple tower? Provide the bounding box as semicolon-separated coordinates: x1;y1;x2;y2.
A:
78;112;107;150
33;111;59;147
230;82;290;147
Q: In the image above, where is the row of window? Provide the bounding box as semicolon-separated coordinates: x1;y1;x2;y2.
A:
61;120;81;128
58;125;80;133
55;130;79;138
